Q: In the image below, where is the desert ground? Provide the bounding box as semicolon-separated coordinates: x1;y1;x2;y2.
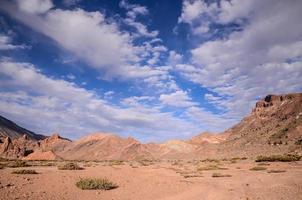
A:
1;159;302;200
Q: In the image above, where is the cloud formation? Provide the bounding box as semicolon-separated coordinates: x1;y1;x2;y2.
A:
0;0;301;142
0;60;201;142
176;0;302;118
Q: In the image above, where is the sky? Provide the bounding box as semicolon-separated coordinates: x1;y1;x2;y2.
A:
0;0;301;143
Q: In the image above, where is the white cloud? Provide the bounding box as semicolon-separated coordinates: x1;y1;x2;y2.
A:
121;96;154;107
168;51;183;65
119;0;149;19
16;0;53;14
0;60;202;142
104;91;114;99
186;106;237;132
120;0;158;38
66;74;76;80
159;90;197;107
63;0;81;6
0;34;27;50
176;0;302;119
178;0;218;34
1;1;168;82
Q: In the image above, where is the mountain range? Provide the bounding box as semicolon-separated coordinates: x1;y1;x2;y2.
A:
0;93;301;160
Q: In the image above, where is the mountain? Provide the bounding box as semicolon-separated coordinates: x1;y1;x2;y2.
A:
56;133;155;160
188;132;229;145
0;115;46;141
216;93;302;158
1;92;301;160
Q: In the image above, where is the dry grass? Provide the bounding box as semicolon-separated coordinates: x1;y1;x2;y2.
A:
249;166;267;171
257;163;270;166
58;162;84;170
76;178;118;190
212;173;232;178
255;154;301;162
183;174;203;178
12;169;38;174
202;159;220;163
267;170;286;173
7;160;29;168
108;160;124;166
137;160;153;166
197;164;228;171
0;157;8;161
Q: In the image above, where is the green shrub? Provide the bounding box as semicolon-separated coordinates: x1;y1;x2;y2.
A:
7;160;29;168
12;169;38;174
249;166;267;171
212;173;232;177
76;178;118;190
255;154;301;162
58;162;84;170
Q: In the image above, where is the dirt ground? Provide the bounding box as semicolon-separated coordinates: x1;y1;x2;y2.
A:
0;159;302;200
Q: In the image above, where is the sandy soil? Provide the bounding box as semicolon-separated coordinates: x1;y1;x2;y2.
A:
0;160;302;200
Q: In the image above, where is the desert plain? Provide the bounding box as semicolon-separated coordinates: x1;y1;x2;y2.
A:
1;158;302;200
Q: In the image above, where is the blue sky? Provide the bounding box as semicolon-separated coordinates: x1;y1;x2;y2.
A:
0;0;301;142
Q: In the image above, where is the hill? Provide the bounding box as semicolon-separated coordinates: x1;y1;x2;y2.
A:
0;115;46;141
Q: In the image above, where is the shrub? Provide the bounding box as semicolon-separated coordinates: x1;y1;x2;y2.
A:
108;160;124;166
212;173;232;178
7;160;29;168
197;165;228;171
255;154;301;162
249;166;267;171
58;162;84;170
257;163;270;166
183;174;203;178
0;157;8;161
76;178;118;190
295;139;302;145
267;170;286;173
12;169;38;174
202;159;220;163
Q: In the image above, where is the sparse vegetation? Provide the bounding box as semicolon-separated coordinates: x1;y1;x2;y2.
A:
12;169;38;174
197;164;228;171
212;173;232;177
202;159;220;163
231;157;247;161
295;139;302;145
137;159;153;166
108;160;124;166
183;174;203;178
267;170;286;173
249;166;267;171
76;178;118;190
257;163;270;166
255;154;301;162
0;157;8;161
7;160;29;168
58;162;84;170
